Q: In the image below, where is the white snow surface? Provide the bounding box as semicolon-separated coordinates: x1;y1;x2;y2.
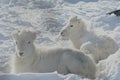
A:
0;0;120;80
0;72;82;80
97;49;120;80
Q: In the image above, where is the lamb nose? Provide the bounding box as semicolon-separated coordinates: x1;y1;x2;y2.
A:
19;52;24;56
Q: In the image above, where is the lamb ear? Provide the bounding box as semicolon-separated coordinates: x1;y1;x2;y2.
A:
31;31;36;40
78;18;81;23
12;30;19;39
70;16;78;22
73;16;77;19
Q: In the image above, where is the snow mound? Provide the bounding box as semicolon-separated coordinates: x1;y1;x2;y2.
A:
63;0;80;4
0;0;60;9
97;49;120;80
28;0;56;9
0;73;83;80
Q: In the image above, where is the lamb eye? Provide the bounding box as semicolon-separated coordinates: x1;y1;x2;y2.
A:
70;25;73;27
28;41;31;44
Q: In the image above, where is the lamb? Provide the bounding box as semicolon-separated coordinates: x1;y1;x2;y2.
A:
11;29;96;79
60;16;119;63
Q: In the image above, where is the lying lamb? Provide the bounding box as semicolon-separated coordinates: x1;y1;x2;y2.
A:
60;16;118;63
11;29;96;79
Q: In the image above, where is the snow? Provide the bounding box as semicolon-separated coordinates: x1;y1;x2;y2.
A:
97;49;120;80
0;0;119;80
0;73;86;80
0;72;84;80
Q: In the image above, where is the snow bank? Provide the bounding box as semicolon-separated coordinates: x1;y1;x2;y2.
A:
97;49;120;80
0;72;83;80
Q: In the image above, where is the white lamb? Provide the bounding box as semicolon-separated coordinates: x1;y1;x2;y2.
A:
60;16;119;63
11;29;96;79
